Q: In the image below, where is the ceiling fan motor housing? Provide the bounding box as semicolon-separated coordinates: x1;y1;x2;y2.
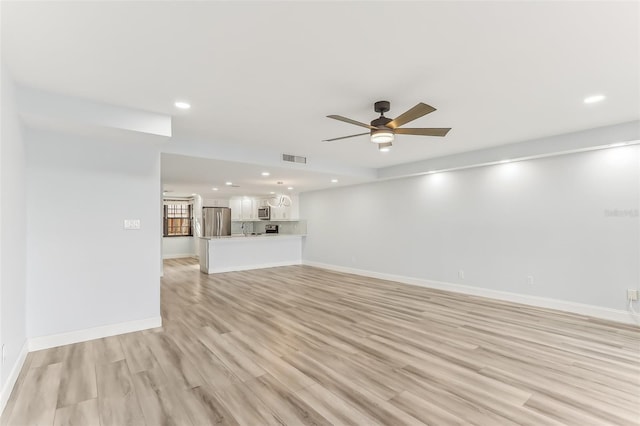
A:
372;100;393;134
371;116;392;128
370;116;393;138
370;115;394;143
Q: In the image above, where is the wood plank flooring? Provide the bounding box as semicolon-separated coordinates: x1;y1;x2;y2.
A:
2;257;639;425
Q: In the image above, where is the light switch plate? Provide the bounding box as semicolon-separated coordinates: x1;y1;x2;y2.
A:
124;219;141;230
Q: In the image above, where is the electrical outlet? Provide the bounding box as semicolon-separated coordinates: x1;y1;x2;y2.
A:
458;270;465;279
527;276;534;285
627;289;639;301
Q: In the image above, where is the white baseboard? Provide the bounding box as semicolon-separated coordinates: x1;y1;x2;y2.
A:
206;260;301;274
0;339;29;417
163;253;198;259
302;260;638;326
28;316;162;352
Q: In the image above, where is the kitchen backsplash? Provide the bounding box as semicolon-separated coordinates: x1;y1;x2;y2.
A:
231;220;307;235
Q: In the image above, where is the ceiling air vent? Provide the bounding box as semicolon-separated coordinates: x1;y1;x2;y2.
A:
282;154;307;164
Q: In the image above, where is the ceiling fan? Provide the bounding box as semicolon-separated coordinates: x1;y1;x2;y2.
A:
324;101;451;151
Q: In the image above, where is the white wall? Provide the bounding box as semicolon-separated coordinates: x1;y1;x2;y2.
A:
26;129;162;338
0;66;27;401
301;145;639;314
162;237;197;259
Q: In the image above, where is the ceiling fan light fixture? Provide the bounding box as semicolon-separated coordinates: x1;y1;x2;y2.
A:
371;129;394;144
378;142;392;152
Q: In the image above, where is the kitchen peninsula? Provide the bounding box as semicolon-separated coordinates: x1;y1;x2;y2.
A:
199;233;305;274
194;194;307;273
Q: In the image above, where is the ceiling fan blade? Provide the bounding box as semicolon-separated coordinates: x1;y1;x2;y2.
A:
323;132;369;142
327;115;377;130
395;128;451;137
386;103;436;129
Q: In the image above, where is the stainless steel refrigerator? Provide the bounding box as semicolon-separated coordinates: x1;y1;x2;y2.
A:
202;207;231;237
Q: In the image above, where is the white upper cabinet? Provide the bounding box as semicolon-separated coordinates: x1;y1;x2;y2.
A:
229;198;242;221
229;195;299;221
241;198;255;220
230;197;258;220
270;205;290;220
203;198;230;207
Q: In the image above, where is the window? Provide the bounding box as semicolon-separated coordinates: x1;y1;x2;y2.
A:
163;201;193;237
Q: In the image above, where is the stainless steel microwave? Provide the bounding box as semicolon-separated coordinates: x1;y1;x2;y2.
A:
258;206;270;220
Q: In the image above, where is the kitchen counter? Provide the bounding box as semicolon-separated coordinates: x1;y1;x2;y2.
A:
199;234;305;274
201;233;306;240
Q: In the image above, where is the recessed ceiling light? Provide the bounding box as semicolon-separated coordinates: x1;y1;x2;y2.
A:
174;101;191;109
269;191;275;194
584;94;605;104
287;187;294;190
225;181;233;186
261;172;270;176
331;179;338;183
212;187;218;191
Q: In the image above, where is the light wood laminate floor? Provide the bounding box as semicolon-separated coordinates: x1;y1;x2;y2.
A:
2;258;639;425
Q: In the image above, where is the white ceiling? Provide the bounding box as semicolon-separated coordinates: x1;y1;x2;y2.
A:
2;1;639;194
161;153;369;198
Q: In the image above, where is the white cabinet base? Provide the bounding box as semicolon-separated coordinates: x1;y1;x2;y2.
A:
200;235;303;274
